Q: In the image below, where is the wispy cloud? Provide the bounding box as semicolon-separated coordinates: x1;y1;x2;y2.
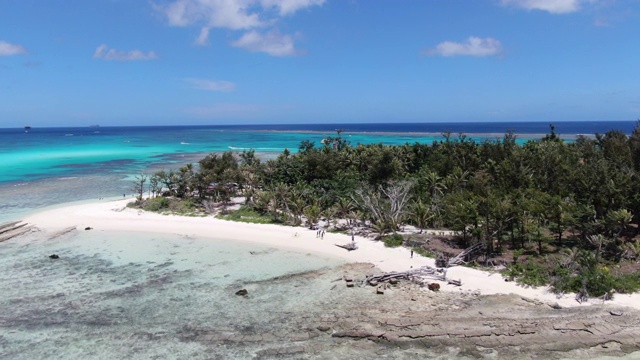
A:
232;30;297;56
426;37;503;57
186;78;236;92
156;0;323;55
0;41;28;56
93;44;158;61
260;0;325;16
501;0;590;14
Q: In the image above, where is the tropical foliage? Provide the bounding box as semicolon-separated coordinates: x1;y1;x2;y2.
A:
133;122;640;298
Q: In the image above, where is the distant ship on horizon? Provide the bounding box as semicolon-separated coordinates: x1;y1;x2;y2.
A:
24;125;31;132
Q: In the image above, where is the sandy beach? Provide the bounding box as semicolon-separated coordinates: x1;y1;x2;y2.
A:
20;198;640;310
0;198;639;359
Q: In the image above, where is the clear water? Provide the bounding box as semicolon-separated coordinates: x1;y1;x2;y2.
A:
0;229;347;359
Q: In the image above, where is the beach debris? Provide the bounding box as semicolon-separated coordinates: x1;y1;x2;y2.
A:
49;226;77;240
447;243;485;267
550;303;563;310
363;265;446;287
428;283;440;292
0;221;34;243
447;279;462;286
435;254;448;268
335;242;358;251
610;310;623;316
389;278;398;285
49;254;60;259
376;285;385;294
235;289;248;296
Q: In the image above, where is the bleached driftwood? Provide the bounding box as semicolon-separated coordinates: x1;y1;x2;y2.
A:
0;221;36;243
335;242;358;251
448;243;485;267
363;266;450;286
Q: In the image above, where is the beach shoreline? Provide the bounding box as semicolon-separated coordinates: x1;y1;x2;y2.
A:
18;198;640;311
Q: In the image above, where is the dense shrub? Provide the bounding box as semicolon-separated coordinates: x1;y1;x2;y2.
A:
382;233;404;247
142;197;170;212
218;206;277;224
504;262;550;287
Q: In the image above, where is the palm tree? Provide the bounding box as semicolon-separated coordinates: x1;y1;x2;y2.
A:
304;203;322;229
411;200;431;234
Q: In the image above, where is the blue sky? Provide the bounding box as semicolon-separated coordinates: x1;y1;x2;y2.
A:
1;0;639;127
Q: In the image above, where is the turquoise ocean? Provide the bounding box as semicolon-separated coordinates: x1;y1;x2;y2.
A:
0;121;635;223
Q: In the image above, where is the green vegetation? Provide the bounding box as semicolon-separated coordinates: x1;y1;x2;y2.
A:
381;233;404;247
412;247;436;258
130;122;640;299
217;206;278;224
130;196;202;216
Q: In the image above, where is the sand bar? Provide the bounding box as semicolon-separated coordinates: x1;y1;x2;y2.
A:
22;198;640;310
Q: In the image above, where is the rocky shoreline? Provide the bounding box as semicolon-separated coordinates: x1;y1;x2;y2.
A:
176;263;640;359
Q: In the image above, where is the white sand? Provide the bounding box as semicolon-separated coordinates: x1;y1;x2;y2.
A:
22;198;640;310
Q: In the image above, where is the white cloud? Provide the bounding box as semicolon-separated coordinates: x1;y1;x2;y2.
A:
93;44;158;61
232;30;297;56
156;0;323;54
196;27;211;45
260;0;325;16
0;41;28;56
501;0;589;14
159;0;263;30
427;37;503;57
187;78;236;92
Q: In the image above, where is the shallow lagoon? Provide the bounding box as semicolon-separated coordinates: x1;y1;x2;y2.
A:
0;229;348;359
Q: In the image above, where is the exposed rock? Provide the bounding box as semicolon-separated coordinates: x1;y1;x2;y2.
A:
235;289;248;296
84;227;93;230
49;254;60;259
428;283;440;292
610;310;623;316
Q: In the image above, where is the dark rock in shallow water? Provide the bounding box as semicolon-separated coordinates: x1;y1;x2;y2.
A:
49;254;60;259
235;289;248;296
85;227;92;230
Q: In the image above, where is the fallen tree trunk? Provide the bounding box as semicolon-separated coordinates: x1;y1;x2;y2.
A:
363;266;447;286
335;242;358;251
448;243;484;267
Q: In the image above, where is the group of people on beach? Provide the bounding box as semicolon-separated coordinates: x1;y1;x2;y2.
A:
316;227;325;239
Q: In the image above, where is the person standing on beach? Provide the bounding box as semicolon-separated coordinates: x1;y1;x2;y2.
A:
321;229;325;239
411;250;414;258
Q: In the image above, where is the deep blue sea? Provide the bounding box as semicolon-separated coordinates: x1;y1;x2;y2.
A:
0;121;636;222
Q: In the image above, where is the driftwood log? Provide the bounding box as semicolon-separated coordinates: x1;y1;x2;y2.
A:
0;221;34;243
362;265;461;287
448;243;485;267
335;242;358;251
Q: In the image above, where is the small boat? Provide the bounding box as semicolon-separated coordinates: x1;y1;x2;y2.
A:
24;125;31;130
